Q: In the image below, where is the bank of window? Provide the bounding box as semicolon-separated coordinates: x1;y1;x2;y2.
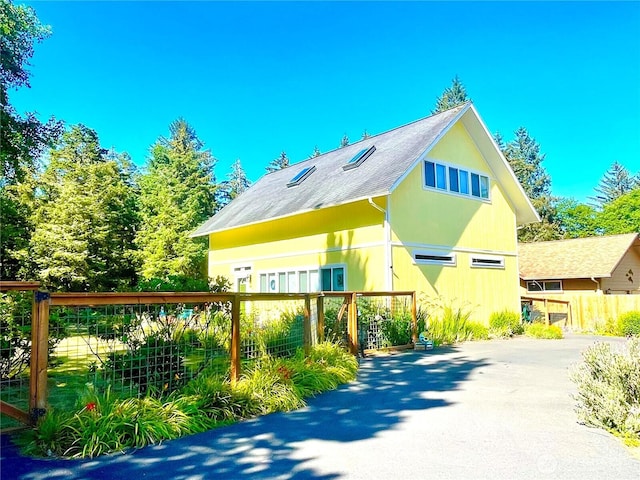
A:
259;267;345;293
526;280;562;292
425;160;489;200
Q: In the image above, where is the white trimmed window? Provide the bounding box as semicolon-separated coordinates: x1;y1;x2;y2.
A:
526;280;562;292
413;250;456;266
470;255;505;269
259;266;345;293
424;160;490;200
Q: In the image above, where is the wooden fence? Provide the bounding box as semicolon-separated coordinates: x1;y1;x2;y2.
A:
0;282;416;429
522;293;640;331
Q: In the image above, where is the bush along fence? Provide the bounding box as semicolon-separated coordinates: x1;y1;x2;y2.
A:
0;282;417;431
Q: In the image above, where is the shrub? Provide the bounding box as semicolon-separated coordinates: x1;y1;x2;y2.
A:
594;317;621;337
489;310;523;338
618;311;640;337
467;322;489;340
570;338;640;443
524;323;563;339
20;341;358;459
426;304;473;346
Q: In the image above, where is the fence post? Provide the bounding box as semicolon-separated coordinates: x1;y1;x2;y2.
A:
303;294;311;356
317;294;325;343
347;292;358;355
230;293;241;385
411;291;418;344
29;291;50;423
544;298;549;326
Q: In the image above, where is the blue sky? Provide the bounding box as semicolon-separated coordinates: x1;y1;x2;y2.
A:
12;1;640;202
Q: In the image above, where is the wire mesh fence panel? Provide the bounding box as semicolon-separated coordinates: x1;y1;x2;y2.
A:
322;296;349;348
239;300;307;364
0;290;33;428
47;301;232;410
358;295;414;350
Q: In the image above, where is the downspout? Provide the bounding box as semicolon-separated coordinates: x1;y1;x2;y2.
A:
590;277;601;293
368;197;392;291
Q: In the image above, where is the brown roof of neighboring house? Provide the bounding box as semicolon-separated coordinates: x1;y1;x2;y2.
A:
518;233;640;280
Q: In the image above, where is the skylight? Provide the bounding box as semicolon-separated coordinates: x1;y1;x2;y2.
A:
342;145;376;171
287;165;316;187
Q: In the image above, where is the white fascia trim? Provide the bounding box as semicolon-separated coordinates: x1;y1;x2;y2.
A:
388;103;471;194
209;241;387;267
466;104;539;223
392;241;517;258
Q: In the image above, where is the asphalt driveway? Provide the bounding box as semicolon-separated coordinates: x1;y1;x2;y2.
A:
1;334;639;480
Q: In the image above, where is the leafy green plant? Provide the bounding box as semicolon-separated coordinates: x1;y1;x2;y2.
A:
1;291;68;380
618;311;640;337
524;323;563;339
594;317;621;337
466;322;489;340
425;302;473;346
20;341;358;459
570;338;640;443
489;310;523;338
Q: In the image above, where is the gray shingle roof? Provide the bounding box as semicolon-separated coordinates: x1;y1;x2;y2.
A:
518;233;640;280
192;103;539;237
192;105;467;236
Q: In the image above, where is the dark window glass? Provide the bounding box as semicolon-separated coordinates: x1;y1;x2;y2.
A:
449;167;459;192
471;173;480;197
425;161;435;187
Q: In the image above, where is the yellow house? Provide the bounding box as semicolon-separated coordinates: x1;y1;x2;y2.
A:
191;103;539;324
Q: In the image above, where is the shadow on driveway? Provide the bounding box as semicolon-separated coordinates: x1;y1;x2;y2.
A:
1;349;488;479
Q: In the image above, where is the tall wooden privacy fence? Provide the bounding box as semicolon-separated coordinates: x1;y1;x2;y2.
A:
0;282;416;430
522;293;640;331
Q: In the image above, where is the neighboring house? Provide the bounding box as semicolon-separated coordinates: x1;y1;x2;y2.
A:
191;103;539;324
519;233;640;296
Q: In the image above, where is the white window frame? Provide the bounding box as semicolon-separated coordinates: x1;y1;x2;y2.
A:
526;280;563;293
320;264;347;292
470;254;505;269
413;250;457;266
258;266;339;293
424;159;491;201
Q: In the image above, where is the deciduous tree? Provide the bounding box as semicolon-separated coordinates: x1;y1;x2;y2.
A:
598;188;640;235
0;0;62;279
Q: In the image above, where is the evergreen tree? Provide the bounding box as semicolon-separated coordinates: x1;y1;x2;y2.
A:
309;145;321;158
589;161;639;208
339;134;349;148
29;125;139;291
266;151;289;173
500;127;561;242
361;129;371;140
432;75;470;114
136;119;217;280
0;0;62;279
217;159;250;209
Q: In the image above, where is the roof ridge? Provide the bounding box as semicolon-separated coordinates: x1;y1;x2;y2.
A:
287;103;471;166
519;232;638;246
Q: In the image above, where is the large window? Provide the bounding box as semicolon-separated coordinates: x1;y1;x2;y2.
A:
259;266;345;293
424;160;490;200
526;280;562;292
